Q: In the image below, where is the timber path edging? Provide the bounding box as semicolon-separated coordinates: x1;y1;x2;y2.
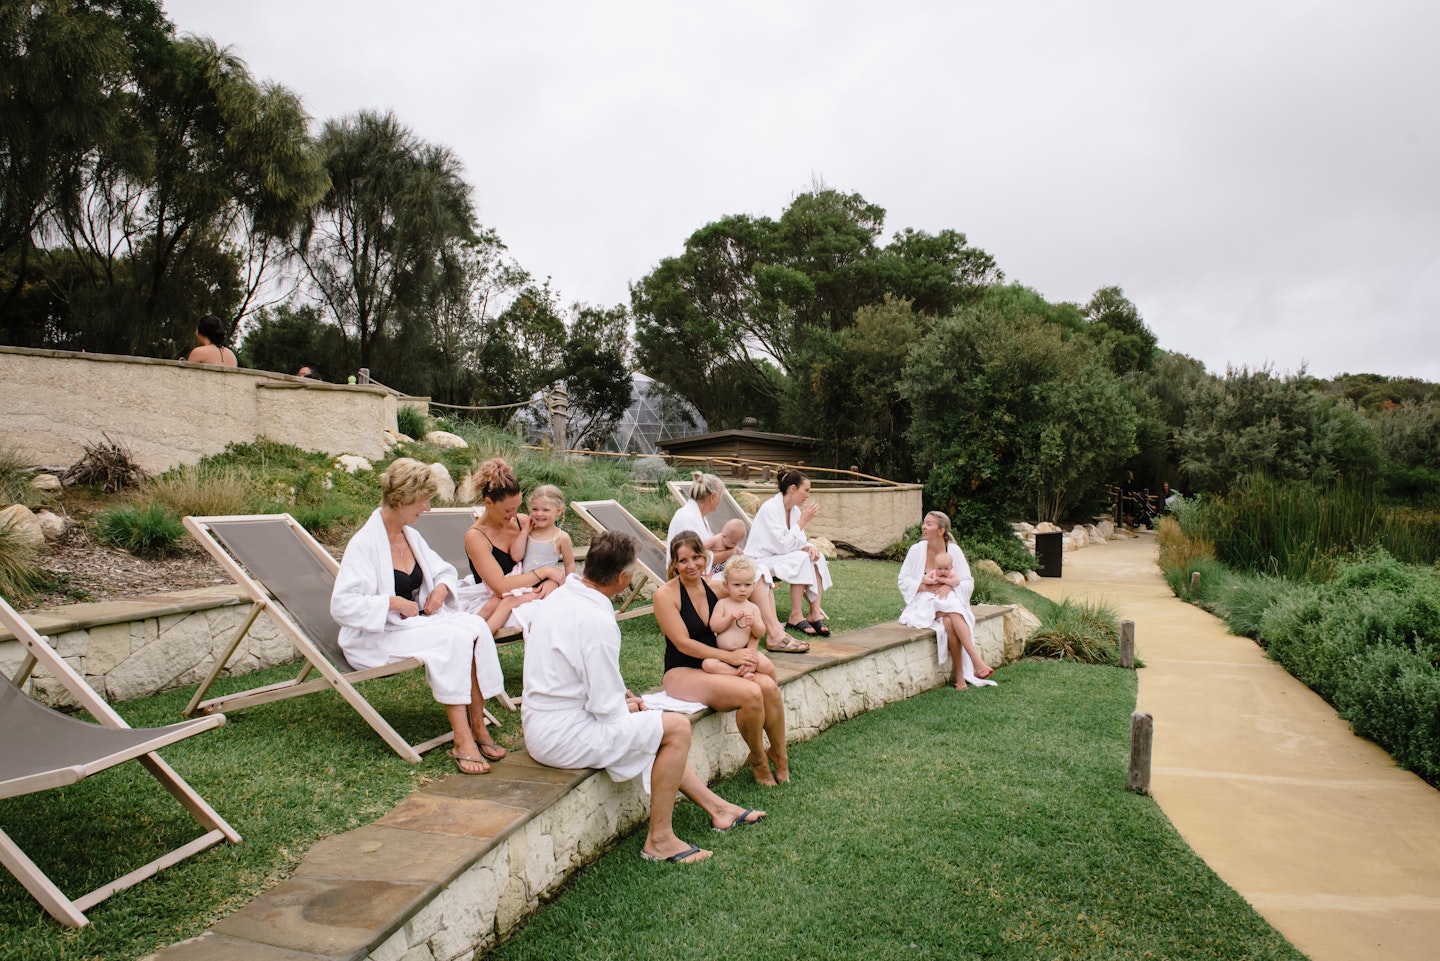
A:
142;606;1014;961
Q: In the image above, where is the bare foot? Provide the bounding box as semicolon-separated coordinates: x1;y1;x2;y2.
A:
767;746;790;784
712;806;767;831
952;677;968;691
750;755;778;787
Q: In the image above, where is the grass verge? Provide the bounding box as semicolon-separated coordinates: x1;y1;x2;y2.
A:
492;662;1304;961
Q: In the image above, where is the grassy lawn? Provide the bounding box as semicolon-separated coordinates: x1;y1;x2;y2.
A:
493;662;1305;961
0;558;1299;960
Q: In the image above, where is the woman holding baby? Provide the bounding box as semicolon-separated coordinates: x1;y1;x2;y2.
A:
898;510;996;690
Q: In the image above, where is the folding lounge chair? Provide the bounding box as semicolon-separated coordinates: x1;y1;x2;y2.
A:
182;513;499;764
569;500;669;618
666;480;753;537
0;597;240;928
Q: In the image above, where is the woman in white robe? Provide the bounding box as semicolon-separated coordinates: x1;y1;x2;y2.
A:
898;510;996;690
747;469;833;641
331;458;508;774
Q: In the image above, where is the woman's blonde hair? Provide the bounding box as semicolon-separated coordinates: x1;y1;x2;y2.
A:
667;530;706;579
380;458;439;509
925;510;957;545
529;484;565;518
690;471;726;504
723;555;756;583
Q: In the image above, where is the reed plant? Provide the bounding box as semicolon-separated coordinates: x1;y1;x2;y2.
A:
144;464;255;519
1024;597;1122;665
93;503;187;557
0;518;42;599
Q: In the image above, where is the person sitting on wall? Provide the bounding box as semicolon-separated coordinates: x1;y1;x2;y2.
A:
521;530;767;864
187;314;237;367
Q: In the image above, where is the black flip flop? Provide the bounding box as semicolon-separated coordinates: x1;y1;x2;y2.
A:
810;618;831;637
787;619;818;636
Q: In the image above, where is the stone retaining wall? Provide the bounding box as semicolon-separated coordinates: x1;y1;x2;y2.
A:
0;586;295;706
0;345;406;473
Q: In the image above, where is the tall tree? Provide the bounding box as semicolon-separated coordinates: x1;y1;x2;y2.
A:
1083;285;1157;374
297;110;474;370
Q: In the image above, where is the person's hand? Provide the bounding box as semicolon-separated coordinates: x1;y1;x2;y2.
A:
728;648;759;669
922;571;937;586
422;582;450;615
805;544;820;561
389;596;419;618
800;501;821;525
516;514;532;534
626;694;646;713
735;610;751;629
536;564;563;583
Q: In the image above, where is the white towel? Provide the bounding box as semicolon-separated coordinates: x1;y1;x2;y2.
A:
640;691;709;714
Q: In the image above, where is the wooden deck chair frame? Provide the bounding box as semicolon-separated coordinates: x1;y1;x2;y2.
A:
569;500;669;619
0;598;241;927
182;513;481;764
666;480;753;537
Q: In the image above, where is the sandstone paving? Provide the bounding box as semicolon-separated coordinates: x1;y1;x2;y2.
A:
1026;530;1440;961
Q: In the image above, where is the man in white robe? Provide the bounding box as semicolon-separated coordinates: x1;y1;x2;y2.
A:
521;531;767;864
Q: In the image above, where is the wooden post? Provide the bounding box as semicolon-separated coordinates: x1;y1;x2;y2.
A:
1129;711;1153;794
1189;571;1201;593
1119;619;1135;669
358;367;371;385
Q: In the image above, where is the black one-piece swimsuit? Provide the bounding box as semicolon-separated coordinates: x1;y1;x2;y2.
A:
664;579;718;674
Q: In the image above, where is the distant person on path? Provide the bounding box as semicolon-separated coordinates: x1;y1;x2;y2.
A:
522;531;766;864
898;510;996;690
330;457;508;774
186;314;237;366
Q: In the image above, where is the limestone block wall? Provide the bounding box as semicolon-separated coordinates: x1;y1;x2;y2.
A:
0;587;295;706
733;482;923;555
366;619;1003;961
0;345;400;473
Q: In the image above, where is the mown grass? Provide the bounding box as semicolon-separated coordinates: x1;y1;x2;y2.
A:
493;662;1304;961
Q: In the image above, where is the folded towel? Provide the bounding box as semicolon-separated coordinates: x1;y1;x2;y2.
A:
641;691;708;714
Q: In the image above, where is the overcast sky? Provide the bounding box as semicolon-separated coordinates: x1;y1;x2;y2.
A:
164;0;1440;382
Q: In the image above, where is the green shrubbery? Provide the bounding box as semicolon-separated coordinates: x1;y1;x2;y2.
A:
94;503;187;557
1024;597;1123;665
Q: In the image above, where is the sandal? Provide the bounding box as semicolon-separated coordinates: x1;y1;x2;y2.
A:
447;748;490;775
767;634;810;654
810;617;831;637
786;618;819;637
479;742;507;762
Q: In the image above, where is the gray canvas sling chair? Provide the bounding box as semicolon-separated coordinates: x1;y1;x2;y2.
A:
0;597;240;927
569;500;669;618
666;480;753;538
182;513;498;764
408;507;522;644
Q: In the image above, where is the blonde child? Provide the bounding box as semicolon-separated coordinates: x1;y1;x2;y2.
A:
704;557;776;680
508;485;575;599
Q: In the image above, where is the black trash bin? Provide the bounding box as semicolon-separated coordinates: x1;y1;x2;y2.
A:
1034;531;1063;577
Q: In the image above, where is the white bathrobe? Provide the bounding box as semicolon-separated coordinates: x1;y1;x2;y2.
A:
520;574;665;792
331;509;504;705
666;499;712;553
898;540;995;687
746;492;832;602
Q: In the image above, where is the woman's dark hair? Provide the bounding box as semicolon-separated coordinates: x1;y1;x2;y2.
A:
196;314;227;345
584;531;637;587
777;468;808;495
667;530;706;579
476;457;521;502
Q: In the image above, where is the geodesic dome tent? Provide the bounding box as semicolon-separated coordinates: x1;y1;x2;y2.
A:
509;373;706;454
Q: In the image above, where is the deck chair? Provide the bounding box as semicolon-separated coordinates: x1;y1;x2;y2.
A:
0;597;240;927
182;513;499;764
666;480;753;537
569;500;669;618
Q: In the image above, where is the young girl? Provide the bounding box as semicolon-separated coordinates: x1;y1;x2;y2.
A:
508;485;575;599
704;557;776;680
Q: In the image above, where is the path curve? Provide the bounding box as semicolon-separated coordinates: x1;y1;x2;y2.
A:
1025;531;1440;961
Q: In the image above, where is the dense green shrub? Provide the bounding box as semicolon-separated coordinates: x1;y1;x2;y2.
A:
1024;597;1122;665
94;503;186;557
1214;573;1291;639
1334;643;1440;784
396;405;430;440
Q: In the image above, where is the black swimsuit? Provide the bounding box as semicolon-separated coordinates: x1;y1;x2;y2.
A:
468;518;521;583
664;579;719;674
393;560;422;602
